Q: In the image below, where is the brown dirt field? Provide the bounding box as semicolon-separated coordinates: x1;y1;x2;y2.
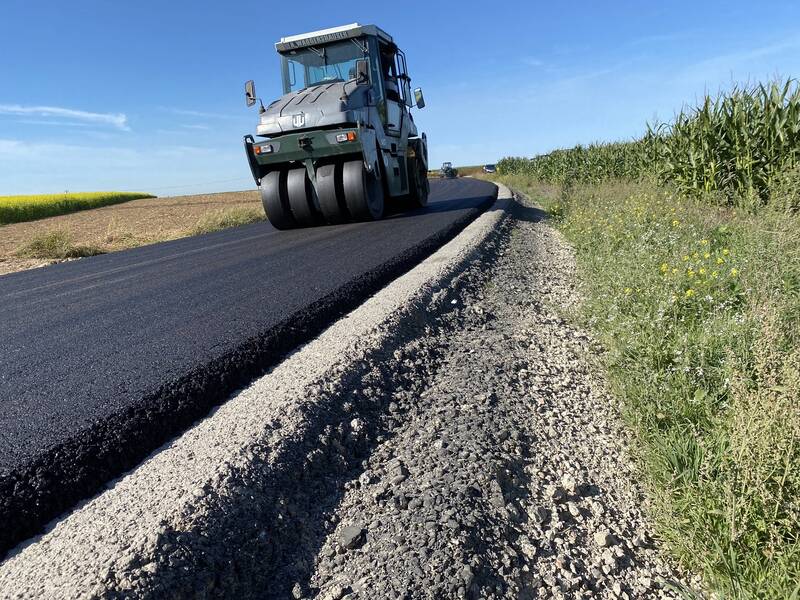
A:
0;191;261;276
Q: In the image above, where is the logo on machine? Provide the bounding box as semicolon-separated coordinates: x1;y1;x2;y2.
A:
292;113;306;128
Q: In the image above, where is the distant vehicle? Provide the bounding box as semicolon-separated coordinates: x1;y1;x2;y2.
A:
440;162;458;178
482;164;497;173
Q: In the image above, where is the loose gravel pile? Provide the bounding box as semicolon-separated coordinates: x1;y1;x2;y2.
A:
304;198;698;599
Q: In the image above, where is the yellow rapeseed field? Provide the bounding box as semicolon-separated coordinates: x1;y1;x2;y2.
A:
0;192;154;225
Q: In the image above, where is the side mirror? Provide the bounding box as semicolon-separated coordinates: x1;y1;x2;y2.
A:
414;87;426;109
245;80;256;107
355;59;370;86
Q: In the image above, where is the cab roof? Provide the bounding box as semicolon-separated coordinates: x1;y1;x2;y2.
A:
275;23;393;52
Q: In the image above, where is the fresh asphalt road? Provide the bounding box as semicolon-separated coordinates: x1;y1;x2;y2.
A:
0;177;497;555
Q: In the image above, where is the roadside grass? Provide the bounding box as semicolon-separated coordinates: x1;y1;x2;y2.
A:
501;173;800;598
190;207;264;235
0;192;155;225
15;230;105;260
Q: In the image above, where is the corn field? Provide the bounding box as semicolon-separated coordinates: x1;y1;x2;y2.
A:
498;141;654;185
498;78;800;207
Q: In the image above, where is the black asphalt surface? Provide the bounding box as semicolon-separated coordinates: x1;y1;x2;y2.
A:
0;177;497;555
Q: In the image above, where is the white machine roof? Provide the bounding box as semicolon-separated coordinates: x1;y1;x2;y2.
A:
275;23;393;52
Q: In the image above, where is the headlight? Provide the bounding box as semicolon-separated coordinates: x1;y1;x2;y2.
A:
335;132;357;143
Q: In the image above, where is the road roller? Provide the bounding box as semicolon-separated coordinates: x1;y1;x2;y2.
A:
243;23;429;229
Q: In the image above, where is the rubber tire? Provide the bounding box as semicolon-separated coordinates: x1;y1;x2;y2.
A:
317;162;348;224
261;170;296;230
287;168;318;227
408;157;430;208
343;160;384;221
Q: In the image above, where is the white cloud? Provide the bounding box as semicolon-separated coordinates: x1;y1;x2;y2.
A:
0;139;30;157
15;119;92;127
676;37;800;86
0;104;129;130
522;57;544;68
159;107;237;119
628;32;696;47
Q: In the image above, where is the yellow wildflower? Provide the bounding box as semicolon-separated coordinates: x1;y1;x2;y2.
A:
660;263;669;273
624;287;633;295
700;239;709;245
722;248;729;255
730;268;739;277
685;289;695;297
699;268;706;275
716;257;724;265
703;252;710;259
672;219;680;227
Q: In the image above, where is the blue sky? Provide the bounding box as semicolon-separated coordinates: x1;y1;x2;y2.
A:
1;0;799;196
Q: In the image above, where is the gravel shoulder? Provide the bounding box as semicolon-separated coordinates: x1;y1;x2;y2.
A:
308;197;699;599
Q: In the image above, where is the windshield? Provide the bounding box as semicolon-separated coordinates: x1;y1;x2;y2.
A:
280;39;366;94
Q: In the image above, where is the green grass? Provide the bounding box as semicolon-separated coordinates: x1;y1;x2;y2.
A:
189;207;264;235
501;174;800;599
0;191;155;225
15;230;105;260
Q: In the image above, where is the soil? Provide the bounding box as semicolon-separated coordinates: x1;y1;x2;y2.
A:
0;190;260;276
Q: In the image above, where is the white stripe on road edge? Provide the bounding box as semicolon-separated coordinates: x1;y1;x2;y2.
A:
0;184;514;599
